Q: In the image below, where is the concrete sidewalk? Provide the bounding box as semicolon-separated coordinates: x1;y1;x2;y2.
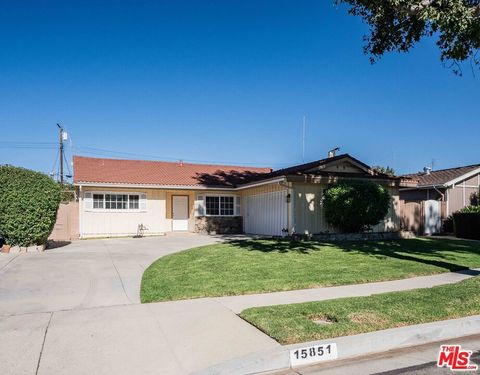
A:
1;300;279;375
215;268;480;313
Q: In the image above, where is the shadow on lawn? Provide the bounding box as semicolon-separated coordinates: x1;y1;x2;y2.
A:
226;238;480;273
226;239;319;254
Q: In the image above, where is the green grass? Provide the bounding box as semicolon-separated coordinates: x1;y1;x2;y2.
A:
140;238;480;303
240;276;480;344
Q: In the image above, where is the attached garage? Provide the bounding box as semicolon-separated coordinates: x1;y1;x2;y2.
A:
244;190;288;236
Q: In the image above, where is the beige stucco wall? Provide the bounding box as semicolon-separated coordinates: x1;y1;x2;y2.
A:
80;187;167;238
292;183;401;235
293;183;329;234
79;187;242;237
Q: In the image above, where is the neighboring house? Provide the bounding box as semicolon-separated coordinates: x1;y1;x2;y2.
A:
72;153;402;238
400;164;480;234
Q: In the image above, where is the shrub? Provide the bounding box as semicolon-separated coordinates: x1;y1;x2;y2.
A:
323;180;391;233
443;215;454;233
453;206;480;240
0;165;61;246
458;205;480;214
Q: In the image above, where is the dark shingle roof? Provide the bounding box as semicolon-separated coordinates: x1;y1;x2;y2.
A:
402;164;480;187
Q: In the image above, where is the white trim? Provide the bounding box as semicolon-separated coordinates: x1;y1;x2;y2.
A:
203;193;239;217
83;190;147;213
234;177;286;190
76;182;237;190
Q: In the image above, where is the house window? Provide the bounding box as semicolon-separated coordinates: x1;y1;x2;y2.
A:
105;194;128;209
205;195;235;216
129;195;139;209
205;196;219;215
220;196;234;215
89;193;143;211
93;194;104;209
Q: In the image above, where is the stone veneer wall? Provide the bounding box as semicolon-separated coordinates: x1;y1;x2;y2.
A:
195;216;243;235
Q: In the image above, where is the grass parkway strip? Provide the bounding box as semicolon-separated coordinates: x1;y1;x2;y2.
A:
141;238;480;303
240;276;480;344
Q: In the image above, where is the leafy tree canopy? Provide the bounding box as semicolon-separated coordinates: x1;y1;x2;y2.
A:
372;165;396;176
338;0;480;74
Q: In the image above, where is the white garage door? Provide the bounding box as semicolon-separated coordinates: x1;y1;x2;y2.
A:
245;190;288;236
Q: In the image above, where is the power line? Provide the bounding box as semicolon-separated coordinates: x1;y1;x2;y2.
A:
72;146;291;167
2;139;293;168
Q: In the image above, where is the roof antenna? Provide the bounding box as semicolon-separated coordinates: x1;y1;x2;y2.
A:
302;115;306;162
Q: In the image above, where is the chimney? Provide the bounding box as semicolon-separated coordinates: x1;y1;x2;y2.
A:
179;160;184;167
423;166;432;175
328;147;340;158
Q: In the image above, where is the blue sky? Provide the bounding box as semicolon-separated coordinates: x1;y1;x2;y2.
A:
1;0;478;178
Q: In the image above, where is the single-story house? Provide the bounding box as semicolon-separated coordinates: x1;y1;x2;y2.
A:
72;153;402;238
399;164;480;234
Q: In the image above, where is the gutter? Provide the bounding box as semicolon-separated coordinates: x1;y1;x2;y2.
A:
75;176;288;191
234;176;286;190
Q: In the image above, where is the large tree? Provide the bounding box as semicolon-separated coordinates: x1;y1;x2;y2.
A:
338;0;480;74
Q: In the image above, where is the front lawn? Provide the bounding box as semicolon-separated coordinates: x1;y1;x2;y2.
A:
240;276;480;344
140;238;480;303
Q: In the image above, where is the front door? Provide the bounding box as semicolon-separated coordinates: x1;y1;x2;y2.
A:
172;196;189;231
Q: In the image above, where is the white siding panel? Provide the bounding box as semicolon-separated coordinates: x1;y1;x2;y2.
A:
245;190;287;236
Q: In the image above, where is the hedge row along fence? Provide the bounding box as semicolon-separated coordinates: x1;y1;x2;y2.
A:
453;206;480;240
0;165;61;246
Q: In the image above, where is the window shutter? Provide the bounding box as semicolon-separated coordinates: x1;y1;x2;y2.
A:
84;192;93;211
234;196;241;216
140;193;147;211
195;195;205;216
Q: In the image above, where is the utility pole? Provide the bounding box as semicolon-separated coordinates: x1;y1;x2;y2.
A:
57;123;64;185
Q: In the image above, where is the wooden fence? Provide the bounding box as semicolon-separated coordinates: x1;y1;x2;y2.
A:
48;202;79;242
400;200;447;235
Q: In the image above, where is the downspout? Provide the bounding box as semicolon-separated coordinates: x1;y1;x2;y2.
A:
78;185;83;239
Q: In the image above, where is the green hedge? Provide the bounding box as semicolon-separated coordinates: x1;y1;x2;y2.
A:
0;165;61;246
453;206;480;240
323;180;391;233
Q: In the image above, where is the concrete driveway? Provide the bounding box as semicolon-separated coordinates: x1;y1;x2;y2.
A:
0;234;220;315
0;235;279;375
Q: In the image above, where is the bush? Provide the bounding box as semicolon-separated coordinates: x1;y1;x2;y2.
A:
453;206;480;240
458;205;480;214
443;215;454;233
0;165;61;246
323;180;391;233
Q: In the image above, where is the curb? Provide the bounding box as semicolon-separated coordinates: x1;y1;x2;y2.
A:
193;315;480;375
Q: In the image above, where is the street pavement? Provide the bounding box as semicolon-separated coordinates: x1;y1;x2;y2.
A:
273;335;480;375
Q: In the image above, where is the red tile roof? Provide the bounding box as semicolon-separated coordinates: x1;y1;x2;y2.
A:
73;156;272;187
